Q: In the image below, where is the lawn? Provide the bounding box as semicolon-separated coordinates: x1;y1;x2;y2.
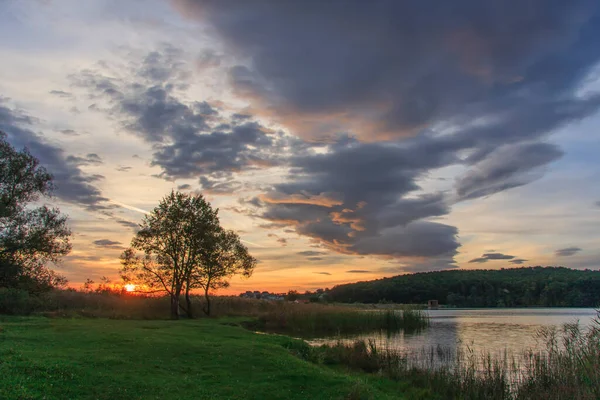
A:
0;316;430;400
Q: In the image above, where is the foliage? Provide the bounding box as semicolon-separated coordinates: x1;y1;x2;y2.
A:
120;191;252;319
328;266;600;307
0;131;70;292
0;317;425;400
189;228;255;316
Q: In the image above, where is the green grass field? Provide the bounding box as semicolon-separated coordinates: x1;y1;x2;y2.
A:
0;316;431;400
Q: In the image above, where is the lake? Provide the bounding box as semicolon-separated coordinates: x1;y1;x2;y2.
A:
309;308;598;363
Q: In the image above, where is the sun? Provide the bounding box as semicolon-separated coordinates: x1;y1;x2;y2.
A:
124;284;136;292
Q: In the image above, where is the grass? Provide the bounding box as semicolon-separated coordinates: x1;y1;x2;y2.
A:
247;303;429;337
0;316;433;400
304;312;600;400
0;289;429;336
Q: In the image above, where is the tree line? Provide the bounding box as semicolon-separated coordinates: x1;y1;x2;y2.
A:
0;131;254;319
327;267;600;307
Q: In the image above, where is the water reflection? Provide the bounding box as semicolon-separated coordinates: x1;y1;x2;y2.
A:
310;308;597;358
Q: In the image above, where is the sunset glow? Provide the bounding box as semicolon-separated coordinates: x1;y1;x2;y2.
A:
1;0;599;294
124;284;136;293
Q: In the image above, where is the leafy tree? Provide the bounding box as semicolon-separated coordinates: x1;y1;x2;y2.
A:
0;131;70;292
327;266;600;307
120;191;253;319
187;229;255;316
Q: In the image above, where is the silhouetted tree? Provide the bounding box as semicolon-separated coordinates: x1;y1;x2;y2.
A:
120;191;253;319
0;131;70;292
187;229;255;316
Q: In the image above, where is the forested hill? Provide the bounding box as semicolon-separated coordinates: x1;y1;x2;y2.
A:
328;267;600;307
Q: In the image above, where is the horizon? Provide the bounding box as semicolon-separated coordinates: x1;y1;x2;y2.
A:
2;0;600;294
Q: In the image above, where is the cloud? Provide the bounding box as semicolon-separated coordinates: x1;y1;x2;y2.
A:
177;184;192;190
116;220;140;231
510;259;528;265
555;247;582;257
346;270;371;274
0;100;110;211
66;153;103;166
92;239;124;249
297;251;327;257
468;257;489;264
116;166;132;172
314;271;331;275
468;252;516;263
173;0;600;144
72;46;307;189
256;136;459;263
307;257;323;261
456;143;564;200
49;90;73;98
58;129;80;136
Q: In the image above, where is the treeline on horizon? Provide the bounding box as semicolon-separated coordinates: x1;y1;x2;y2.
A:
327;266;600;307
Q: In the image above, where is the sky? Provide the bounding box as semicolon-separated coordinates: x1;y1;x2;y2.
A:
1;0;600;294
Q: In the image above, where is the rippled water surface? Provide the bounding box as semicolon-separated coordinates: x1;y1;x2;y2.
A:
311;308;597;357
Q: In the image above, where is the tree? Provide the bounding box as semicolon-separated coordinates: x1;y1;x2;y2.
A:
120;191;253;319
0;131;70;292
187;229;255;316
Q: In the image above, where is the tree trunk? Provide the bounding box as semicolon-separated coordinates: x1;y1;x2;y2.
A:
170;293;180;320
203;287;211;316
185;285;193;319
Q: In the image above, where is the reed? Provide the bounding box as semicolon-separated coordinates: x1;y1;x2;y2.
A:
306;310;600;400
250;303;429;336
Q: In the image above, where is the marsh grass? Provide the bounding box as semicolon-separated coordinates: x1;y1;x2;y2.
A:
305;311;600;400
248;304;429;336
0;289;428;336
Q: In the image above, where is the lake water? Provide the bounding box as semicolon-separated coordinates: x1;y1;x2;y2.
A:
310;308;598;361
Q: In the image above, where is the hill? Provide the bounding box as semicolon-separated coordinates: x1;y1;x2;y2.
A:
328;266;600;307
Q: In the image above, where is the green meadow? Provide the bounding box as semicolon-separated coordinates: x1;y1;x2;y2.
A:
0;316;432;400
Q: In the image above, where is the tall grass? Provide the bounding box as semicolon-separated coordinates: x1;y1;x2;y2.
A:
0;289;429;336
248;303;429;336
304;311;600;400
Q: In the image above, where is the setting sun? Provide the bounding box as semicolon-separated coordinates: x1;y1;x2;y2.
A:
124;284;136;292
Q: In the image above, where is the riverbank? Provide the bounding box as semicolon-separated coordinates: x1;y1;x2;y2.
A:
0;316;431;400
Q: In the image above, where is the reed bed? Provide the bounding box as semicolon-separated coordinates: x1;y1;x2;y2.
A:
305;312;600;399
249;303;429;336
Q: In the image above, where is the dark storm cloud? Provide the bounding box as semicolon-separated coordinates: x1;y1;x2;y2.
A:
0;100;109;211
256;136;459;261
468;252;516;263
456;142;564;200
92;239;124;249
555;247;582;257
174;0;600;141
72;47;306;187
170;1;600;268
